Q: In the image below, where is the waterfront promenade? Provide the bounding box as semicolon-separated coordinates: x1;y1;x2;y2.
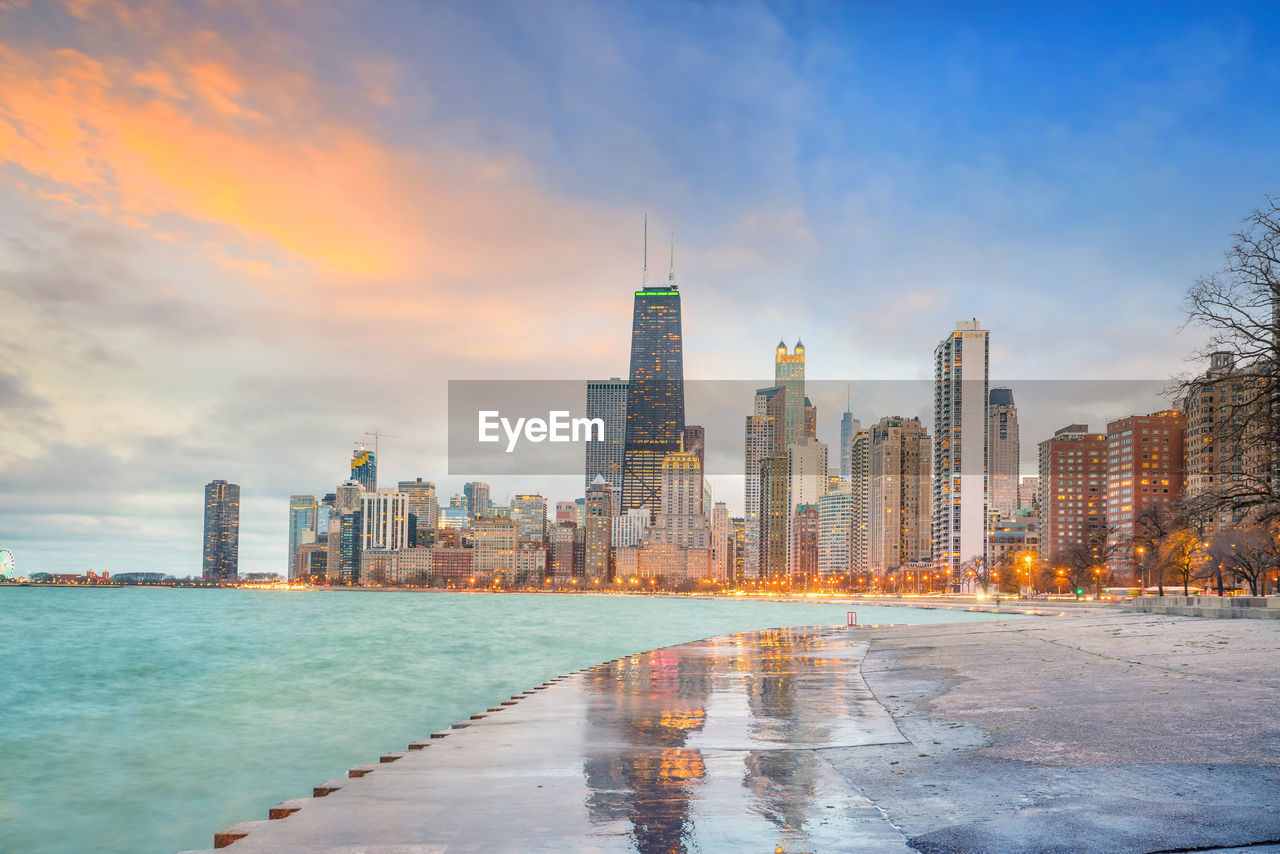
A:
188;612;1280;853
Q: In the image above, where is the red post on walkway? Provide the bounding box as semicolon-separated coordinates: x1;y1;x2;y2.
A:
846;611;858;627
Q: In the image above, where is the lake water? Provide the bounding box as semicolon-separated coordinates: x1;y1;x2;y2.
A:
0;587;1015;853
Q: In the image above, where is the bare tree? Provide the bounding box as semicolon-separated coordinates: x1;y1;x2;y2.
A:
1178;195;1280;522
1209;522;1280;595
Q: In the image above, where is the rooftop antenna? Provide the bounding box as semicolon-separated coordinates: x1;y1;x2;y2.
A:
642;213;648;288
668;229;675;284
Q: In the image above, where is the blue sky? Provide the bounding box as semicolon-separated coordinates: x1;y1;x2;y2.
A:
1;0;1278;575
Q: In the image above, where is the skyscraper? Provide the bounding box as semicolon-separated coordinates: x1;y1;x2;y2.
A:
817;485;852;578
933;320;990;586
775;340;806;448
744;384;784;576
202;480;240;583
620;255;685;516
849;429;872;581
351;446;376;491
785;438;828;574
398;479;438;537
464;481;491;521
585;378;628;491
840;402;862;482
869;416;932;574
585;476;614;582
987;388;1020;519
287;495;318;580
359;490;410;552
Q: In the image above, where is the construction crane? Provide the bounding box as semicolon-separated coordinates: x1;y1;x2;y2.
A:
358;430;402;460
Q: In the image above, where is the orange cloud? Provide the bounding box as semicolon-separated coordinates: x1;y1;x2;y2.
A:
0;40;629;294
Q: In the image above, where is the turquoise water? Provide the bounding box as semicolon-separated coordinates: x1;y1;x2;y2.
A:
0;587;1013;853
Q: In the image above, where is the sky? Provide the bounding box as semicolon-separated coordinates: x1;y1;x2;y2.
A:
2;0;1279;576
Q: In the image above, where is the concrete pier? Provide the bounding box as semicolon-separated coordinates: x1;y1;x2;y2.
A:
189;613;1280;853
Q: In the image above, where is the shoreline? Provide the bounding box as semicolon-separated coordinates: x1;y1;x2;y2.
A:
185;610;1280;853
2;582;1118;614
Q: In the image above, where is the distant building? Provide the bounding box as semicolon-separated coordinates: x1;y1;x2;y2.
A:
711;502;731;581
438;505;469;530
287;495;318;580
585;476;614;582
933;320;989;582
612;507;652;548
398;479;439;536
1038;425;1107;561
360;490;410;553
555;501;576;525
351;447;376;491
464;482;491;521
817;485;852;578
549;522;579;581
785;438;828;574
840;406;862;482
988;388;1020;519
744;383;784;576
1020;476;1040;510
650;450;709;550
869;416;931;574
511;494;547;543
585;377;628;491
1106;410;1186;581
473;516;518;580
849;429;872;581
790;504;820;580
202;480;240;583
682;425;706;471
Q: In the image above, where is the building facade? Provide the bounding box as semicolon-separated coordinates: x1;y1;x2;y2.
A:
585;377;628;491
987;387;1020;520
620;277;685;516
869;416;932;574
287;494;318;580
1037;425;1108;561
202;479;240;583
1106;410;1186;580
933;320;990;584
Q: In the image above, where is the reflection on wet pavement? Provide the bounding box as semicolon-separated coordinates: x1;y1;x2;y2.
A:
581;627;910;853
191;626;912;853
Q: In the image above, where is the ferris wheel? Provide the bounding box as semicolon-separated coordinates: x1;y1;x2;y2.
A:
0;548;14;579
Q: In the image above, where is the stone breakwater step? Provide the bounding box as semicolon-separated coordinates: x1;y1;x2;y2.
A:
186;627;917;852
1126;594;1280;619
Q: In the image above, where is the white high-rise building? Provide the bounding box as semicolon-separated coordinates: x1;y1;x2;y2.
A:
817;485;852;577
612;507;652;548
585;378;628;490
359;490;410;552
932;319;990;587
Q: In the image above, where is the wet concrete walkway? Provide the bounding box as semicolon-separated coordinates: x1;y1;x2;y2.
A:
191;627;915;852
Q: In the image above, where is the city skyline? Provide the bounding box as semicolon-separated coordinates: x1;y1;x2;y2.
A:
4;2;1280;575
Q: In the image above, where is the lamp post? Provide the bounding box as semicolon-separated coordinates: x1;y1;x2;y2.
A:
1136;545;1146;595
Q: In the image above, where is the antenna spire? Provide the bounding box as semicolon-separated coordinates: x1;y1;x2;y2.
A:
642;213;648;287
668;229;675;284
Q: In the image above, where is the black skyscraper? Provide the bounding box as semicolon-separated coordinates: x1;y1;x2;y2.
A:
202;479;240;582
620;270;685;516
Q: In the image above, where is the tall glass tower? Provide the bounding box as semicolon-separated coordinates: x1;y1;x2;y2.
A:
202;480;240;582
351;447;376;491
620;242;685;516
